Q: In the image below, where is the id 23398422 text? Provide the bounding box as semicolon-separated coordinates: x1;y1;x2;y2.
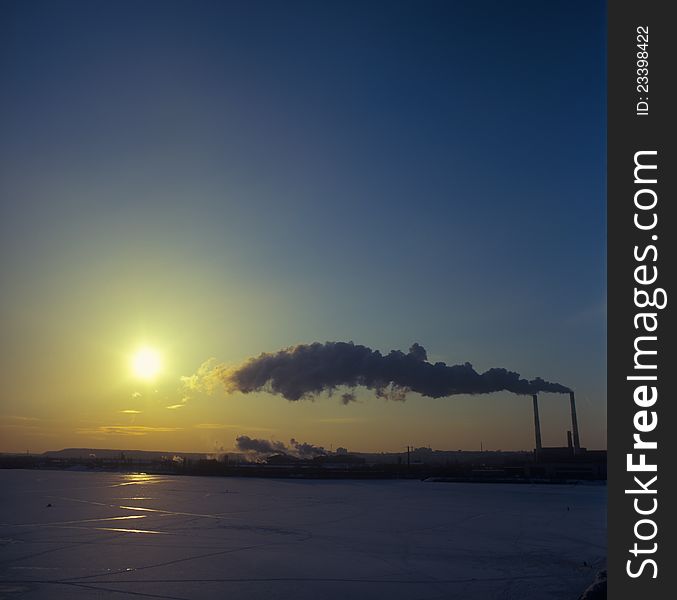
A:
636;26;649;116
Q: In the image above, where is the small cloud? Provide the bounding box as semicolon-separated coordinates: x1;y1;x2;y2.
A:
131;392;142;399
0;415;44;431
193;423;273;432
120;409;142;414
314;417;366;424
165;396;190;410
77;425;182;436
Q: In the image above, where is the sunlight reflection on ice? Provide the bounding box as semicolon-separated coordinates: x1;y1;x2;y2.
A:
115;497;155;500
111;473;171;487
93;527;167;534
7;515;148;528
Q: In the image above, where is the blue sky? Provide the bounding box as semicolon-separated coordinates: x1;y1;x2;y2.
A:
0;1;606;453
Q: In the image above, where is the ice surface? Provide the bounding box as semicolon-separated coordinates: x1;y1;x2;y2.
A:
0;470;606;599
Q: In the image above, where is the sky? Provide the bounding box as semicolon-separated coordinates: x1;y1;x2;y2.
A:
0;0;606;454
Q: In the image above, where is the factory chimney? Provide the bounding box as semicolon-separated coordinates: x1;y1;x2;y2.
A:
532;394;542;455
569;391;581;452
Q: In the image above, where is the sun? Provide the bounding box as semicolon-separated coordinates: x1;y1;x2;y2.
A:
131;347;162;380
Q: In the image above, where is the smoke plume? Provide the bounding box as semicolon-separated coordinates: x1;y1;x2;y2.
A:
189;341;570;402
289;438;326;458
235;435;326;458
340;392;357;405
235;435;287;455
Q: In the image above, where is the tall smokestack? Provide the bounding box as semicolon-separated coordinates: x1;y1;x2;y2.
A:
569;391;581;452
532;394;542;454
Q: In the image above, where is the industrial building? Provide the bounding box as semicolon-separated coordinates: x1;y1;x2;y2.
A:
528;391;606;479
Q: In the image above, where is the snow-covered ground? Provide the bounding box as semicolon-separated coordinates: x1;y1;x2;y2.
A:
0;470;606;599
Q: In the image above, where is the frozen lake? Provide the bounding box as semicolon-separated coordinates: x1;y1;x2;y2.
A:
0;470;606;599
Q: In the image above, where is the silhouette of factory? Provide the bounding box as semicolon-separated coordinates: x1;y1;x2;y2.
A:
527;391;606;479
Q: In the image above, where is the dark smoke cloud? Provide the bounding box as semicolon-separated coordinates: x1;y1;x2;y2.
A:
407;342;427;362
210;342;570;402
340;392;357;405
235;435;287;455
235;435;327;458
290;438;326;458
